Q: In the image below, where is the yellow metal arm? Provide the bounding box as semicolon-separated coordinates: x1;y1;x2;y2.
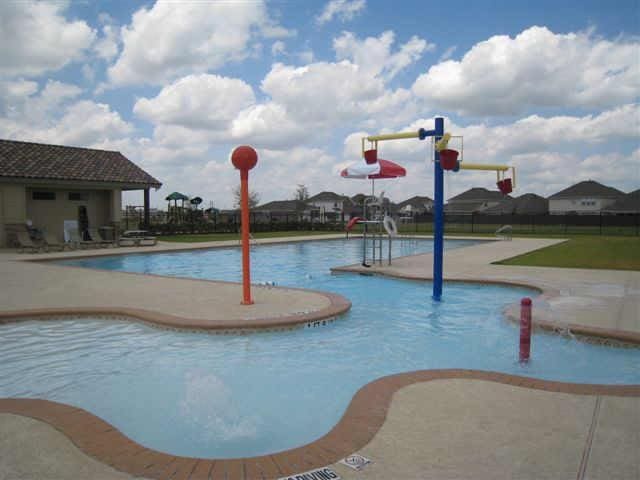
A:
459;164;516;188
459;163;510;171
366;131;420;142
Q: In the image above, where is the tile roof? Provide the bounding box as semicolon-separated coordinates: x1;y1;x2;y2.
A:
448;187;510;202
603;189;640;213
308;191;349;202
482;193;548;214
0;139;161;188
254;200;309;212
397;195;433;209
548;180;624;199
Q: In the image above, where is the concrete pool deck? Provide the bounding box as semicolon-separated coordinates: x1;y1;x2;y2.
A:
0;234;638;479
0;234;351;331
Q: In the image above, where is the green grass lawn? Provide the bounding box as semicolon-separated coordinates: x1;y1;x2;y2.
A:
157;230;341;243
495;236;640;271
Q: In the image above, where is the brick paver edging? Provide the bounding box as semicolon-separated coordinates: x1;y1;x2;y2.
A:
0;289;351;331
1;369;638;480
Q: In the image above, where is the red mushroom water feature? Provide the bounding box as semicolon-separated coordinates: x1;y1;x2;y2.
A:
231;146;258;305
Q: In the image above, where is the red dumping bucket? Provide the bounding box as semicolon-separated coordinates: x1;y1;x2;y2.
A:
497;178;513;195
364;149;378;164
439;149;459;170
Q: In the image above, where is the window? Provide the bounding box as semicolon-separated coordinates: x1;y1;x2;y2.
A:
32;191;55;200
68;192;89;201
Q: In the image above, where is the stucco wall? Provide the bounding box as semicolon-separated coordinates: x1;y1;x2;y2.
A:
549;198;618;214
0;184;27;247
25;188;113;242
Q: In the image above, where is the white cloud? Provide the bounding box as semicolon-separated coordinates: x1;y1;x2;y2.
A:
0;79;39;108
108;0;293;86
1;80;82;122
413;26;640;115
438;46;457;62
94;24;120;61
334;31;434;80
0;0;95;77
0;81;132;147
228;60;415;148
298;49;315;64
271;40;287;57
134;74;255;131
82;65;95;83
316;0;366;25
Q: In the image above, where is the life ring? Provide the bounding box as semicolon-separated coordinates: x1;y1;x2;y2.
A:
383;215;398;237
345;217;362;231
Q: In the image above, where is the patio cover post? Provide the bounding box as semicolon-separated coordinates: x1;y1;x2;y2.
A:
143;188;150;228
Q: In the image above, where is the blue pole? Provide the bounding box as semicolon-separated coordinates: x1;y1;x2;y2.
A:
433;117;444;301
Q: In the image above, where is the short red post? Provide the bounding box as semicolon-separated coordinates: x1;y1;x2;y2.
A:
231;146;258;305
519;297;532;362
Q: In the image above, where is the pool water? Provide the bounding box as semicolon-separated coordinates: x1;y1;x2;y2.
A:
1;238;638;459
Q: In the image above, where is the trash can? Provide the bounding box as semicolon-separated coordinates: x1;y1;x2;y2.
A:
99;226;115;241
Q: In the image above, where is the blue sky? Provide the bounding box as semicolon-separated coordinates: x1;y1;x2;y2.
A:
1;0;638;208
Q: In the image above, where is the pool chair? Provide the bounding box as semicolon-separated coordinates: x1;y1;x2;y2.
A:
15;232;42;253
66;229;95;249
118;237;138;247
88;228;114;248
139;235;157;247
43;232;69;252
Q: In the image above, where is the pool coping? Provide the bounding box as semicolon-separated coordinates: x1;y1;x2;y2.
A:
0;284;351;332
1;369;638;480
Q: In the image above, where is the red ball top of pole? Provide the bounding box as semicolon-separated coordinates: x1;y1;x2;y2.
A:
231;146;258;171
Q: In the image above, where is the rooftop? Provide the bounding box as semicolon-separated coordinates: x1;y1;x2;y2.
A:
0;139;161;189
548;180;624;200
448;187;510;202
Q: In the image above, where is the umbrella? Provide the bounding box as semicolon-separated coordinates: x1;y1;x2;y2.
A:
165;192;189;201
341;158;406;179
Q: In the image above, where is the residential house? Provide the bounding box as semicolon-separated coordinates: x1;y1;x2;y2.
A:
396;195;434;217
307;191;354;221
482;193;548;215
445;188;510;213
548;180;624;215
0;139;161;247
602;189;640;214
253;200;310;222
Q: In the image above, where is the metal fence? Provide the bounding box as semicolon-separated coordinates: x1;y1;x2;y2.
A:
124;208;640;236
399;212;640;236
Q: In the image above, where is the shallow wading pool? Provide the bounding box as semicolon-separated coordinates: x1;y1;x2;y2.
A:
1;238;638;458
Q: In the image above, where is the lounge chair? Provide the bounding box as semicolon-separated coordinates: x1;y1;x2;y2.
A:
139;235;157;247
15;232;42;253
66;229;94;249
43;232;68;252
118;237;139;247
88;228;114;248
119;230;157;247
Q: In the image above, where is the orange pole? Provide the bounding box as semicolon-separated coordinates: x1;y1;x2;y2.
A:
240;169;253;305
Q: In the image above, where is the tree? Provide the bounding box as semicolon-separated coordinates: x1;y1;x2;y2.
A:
294;184;309;201
233;185;260;209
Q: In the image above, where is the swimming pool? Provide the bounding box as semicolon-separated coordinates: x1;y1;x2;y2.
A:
1;238;638;459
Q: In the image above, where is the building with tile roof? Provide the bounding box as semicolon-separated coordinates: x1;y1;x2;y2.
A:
548;180;624;215
0;139;161;247
602;189;640;214
482;193;549;215
445;187;510;213
396;195;434;216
